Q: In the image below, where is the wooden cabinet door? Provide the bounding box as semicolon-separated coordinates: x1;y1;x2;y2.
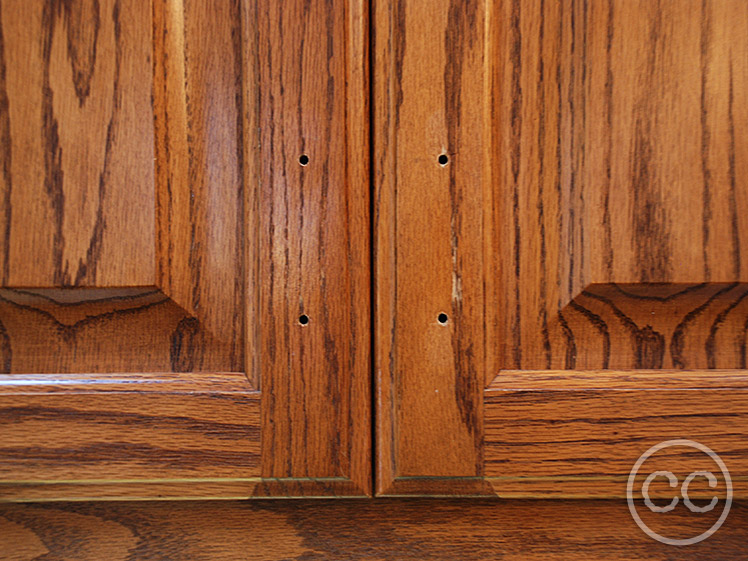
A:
0;0;370;500
375;0;748;496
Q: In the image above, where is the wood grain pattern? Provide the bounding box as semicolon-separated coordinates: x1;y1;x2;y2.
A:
0;288;240;374
153;0;246;363
494;0;748;373
0;0;155;289
374;0;491;491
255;0;371;493
485;370;748;497
2;499;748;559
0;0;371;498
0;0;247;374
0;372;261;501
375;0;748;496
487;476;748;499
1;479;380;502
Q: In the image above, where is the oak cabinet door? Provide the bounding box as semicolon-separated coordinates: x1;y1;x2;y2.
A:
375;0;748;496
0;0;370;500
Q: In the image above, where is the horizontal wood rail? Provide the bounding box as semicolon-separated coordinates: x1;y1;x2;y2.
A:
0;373;369;501
0;373;261;501
485;370;748;498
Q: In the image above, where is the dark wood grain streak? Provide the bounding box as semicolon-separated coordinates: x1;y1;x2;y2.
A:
0;319;8;373
535;0;551;372
0;4;10;287
42;0;73;287
727;57;742;278
630;6;671;283
508;0;522;369
700;0;714;280
444;0;482;463
2;500;748;559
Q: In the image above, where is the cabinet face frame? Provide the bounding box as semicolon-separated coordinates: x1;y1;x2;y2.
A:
374;0;748;497
0;0;370;501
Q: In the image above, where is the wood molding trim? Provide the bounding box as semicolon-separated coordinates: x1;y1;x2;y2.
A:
3;499;748;559
485;370;748;498
0;373;261;501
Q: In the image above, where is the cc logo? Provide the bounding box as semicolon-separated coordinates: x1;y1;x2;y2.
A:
641;470;718;513
627;439;732;546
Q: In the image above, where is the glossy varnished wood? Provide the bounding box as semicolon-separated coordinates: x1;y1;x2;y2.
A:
0;373;261;501
253;0;371;493
477;0;748;498
0;0;247;375
0;0;260;499
376;0;748;497
494;0;748;372
0;0;371;499
0;370;367;499
153;0;246;368
2;500;748;559
485;370;748;497
0;0;155;289
374;0;492;492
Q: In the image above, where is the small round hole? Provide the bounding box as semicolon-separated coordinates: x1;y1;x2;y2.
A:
438;154;449;166
298;314;309;325
437;313;449;324
299;154;309;166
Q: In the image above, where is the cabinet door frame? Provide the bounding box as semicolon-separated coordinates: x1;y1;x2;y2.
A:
374;0;748;497
0;0;370;501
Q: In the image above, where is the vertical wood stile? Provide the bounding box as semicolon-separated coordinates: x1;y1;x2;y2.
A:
254;0;371;494
374;0;493;495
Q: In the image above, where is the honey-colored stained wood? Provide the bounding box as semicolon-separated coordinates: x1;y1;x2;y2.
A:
0;0;155;289
153;0;246;358
255;0;371;493
0;0;247;374
2;500;748;559
0;0;371;499
485;370;748;497
0;371;369;500
493;0;748;373
0;287;243;374
377;0;748;497
476;0;748;498
374;0;492;492
0;372;261;501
